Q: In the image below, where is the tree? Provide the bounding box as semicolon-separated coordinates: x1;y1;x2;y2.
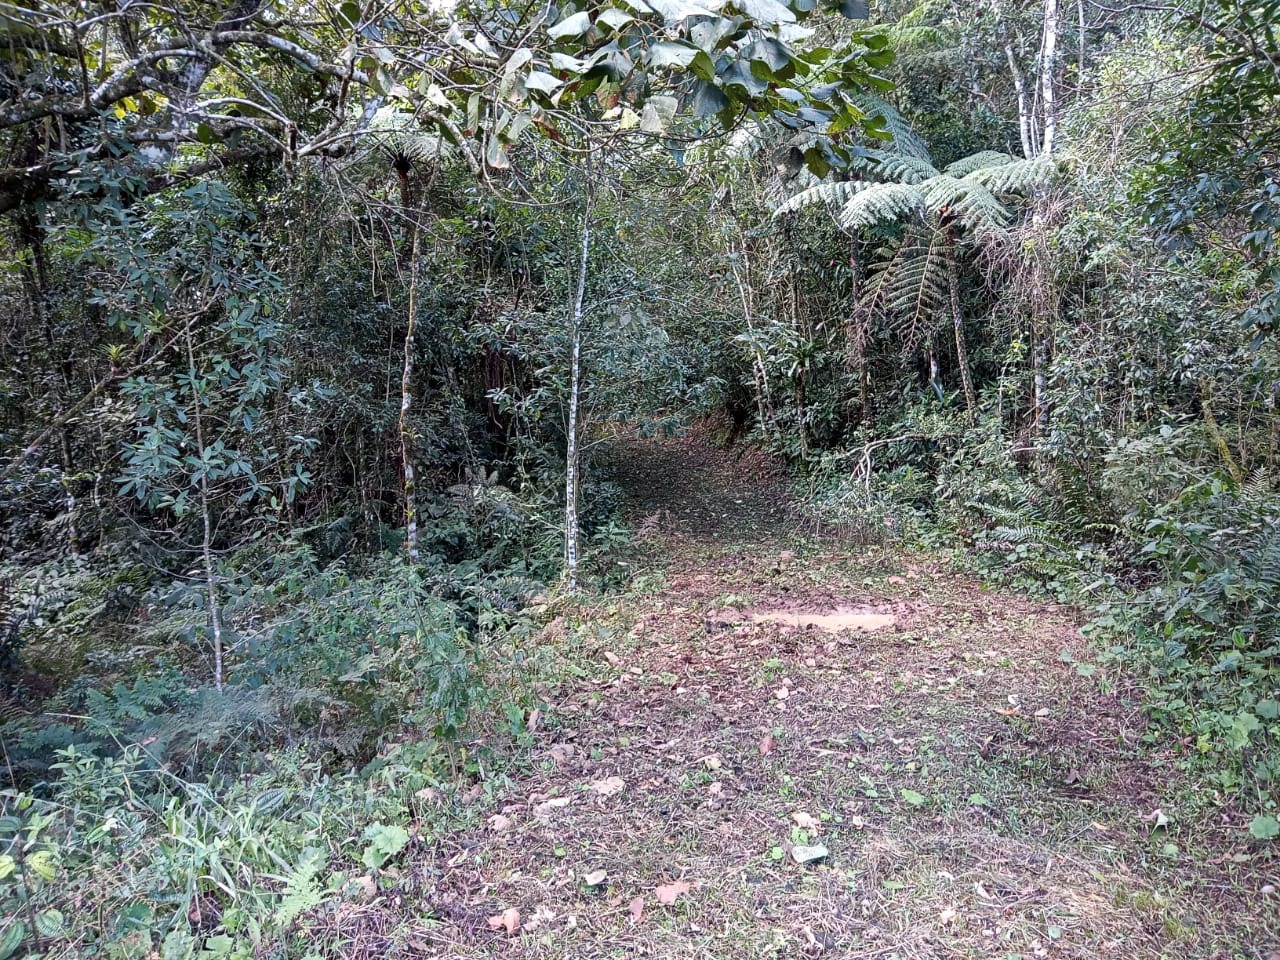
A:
776;146;1056;418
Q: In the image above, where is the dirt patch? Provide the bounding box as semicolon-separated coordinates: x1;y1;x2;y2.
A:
746;606;897;631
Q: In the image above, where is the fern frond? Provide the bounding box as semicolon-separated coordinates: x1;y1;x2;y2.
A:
773;179;876;216
965;155;1059;195
944;150;1016;177
851;94;932;161
838;182;926;230
865;227;950;351
849;149;939;185
919;175;1010;237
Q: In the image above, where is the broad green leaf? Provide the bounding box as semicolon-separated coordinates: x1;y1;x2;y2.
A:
900;789;926;806
0;922;25;960
692;80;730;117
648;41;700;68
1249;814;1280;840
597;8;635;29
35;910;64;938
736;0;796;25
548;11;592;39
524;71;564;94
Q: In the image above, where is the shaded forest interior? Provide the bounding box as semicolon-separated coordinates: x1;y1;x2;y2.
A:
1;0;1279;956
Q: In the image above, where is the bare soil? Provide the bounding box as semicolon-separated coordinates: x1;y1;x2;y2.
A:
405;434;1278;960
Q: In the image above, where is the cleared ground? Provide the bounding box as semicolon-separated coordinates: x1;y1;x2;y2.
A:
402;435;1277;960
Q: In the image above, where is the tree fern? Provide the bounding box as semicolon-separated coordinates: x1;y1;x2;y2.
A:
965;155;1059;195
851;94;932;161
773;179;878;216
919;175;1010;237
849;149;939;185
944;150;1016;177
865;227;950;352
837;181;925;230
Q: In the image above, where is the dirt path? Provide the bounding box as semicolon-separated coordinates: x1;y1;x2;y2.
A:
416;437;1277;959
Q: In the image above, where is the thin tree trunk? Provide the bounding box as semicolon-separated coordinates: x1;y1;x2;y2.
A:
944;230;977;420
1040;0;1061;156
1076;0;1087;102
184;320;225;691
400;222;422;563
1006;42;1036;160
564;191;592;595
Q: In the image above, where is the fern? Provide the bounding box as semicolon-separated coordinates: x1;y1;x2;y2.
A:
920;175;1010;237
965;155;1059;195
944;150;1016;177
773;179;875;216
851;94;932;161
838;182;926;230
864;227;950;351
848;149;938;185
271;847;328;929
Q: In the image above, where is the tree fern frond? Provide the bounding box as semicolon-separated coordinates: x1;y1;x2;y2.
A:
965;155;1059;195
773;179;876;216
919;175;1010;236
852;94;932;161
838;181;926;230
865;228;950;351
944;150;1016;177
848;150;939;185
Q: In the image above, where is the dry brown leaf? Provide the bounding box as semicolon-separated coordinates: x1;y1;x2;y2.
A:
527;708;542;731
488;814;514;832
995;707;1019;716
759;734;776;755
547;744;576;766
487;907;521;936
533;796;573;817
939;906;958;924
655;879;692;906
351;875;377;899
791;811;821;831
604;651;621;666
590;776;626;797
583;869;607;887
628;896;645;923
521;906;556;932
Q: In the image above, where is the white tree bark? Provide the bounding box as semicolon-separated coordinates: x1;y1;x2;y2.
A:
401;220;422;563
564;193;591;594
1039;0;1061;156
1006;42;1036;160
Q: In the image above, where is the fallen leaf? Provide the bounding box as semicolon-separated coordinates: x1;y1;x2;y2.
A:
791;844;829;865
699;754;722;770
548;744;576;766
1034;707;1051;718
591;776;626;797
628;895;645;923
604;651;621;666
759;734;776;755
1146;808;1170;828
582;869;607;887
522;906;556;932
774;687;790;701
791;811;821;831
488;814;514;832
939;906;958;924
352;875;377;899
995;707;1019;716
487;907;521;936
655;880;692;905
533;796;573;817
527;708;542;731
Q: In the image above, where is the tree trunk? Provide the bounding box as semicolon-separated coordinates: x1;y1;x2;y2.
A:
184;320;225;691
1040;0;1061;156
1006;42;1036;159
944;229;977;420
400;220;422;563
564;194;592;594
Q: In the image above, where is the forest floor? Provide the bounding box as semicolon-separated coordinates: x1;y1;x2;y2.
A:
404;431;1277;960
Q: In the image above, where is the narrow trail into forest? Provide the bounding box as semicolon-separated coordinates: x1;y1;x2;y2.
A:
412;436;1274;960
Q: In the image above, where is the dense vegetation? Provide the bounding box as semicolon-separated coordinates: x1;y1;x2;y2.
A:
1;0;1277;955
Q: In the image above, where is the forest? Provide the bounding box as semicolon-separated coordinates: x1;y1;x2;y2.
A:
1;0;1278;956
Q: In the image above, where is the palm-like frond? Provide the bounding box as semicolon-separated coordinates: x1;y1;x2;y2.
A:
838;181;926;230
919;175;1010;237
851;94;932;162
773;179;877;216
944;150;1015;177
964;155;1059;196
849;149;939;185
864;226;950;351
